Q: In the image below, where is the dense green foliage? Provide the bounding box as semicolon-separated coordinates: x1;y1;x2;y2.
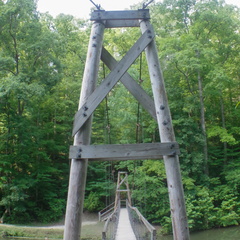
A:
0;0;240;234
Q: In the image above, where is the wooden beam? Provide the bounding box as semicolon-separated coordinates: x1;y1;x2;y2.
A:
101;47;157;121
140;20;190;240
103;20;140;28
69;142;180;161
72;27;154;136
63;22;105;240
91;9;150;21
118;175;128;187
90;10;150;28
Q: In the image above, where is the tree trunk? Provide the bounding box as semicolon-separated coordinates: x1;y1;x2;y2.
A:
196;50;208;176
0;210;8;223
220;96;227;164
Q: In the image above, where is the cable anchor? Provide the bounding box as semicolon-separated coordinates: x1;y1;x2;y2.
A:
142;0;154;9
89;0;101;10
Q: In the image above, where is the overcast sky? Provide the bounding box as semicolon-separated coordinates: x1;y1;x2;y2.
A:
37;0;240;19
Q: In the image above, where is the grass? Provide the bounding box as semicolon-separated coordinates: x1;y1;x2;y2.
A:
0;222;105;240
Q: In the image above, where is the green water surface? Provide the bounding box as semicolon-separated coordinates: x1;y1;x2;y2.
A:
161;226;240;240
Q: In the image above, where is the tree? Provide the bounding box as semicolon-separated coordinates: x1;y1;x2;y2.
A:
0;0;71;222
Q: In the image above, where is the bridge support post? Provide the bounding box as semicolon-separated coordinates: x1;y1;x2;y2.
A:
140;20;190;240
64;9;190;240
63;21;105;240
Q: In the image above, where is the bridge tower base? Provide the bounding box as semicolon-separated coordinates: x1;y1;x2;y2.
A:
64;8;190;240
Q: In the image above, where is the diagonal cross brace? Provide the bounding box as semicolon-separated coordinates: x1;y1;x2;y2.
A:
118;175;128;188
101;47;157;121
72;27;154;136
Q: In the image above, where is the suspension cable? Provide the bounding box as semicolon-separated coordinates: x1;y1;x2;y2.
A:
136;53;143;144
143;0;154;9
89;0;101;10
102;62;114;206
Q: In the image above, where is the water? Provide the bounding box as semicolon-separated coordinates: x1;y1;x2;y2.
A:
161;226;240;240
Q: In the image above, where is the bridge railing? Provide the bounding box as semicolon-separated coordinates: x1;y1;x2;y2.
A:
99;202;115;221
102;200;120;240
127;200;156;240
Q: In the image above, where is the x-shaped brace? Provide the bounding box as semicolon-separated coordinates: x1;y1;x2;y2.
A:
72;26;155;136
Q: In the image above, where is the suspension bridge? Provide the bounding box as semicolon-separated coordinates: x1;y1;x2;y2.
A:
99;172;156;240
63;1;190;239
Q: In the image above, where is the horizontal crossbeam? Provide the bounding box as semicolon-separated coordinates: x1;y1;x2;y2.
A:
91;10;150;28
72;27;154;136
69;142;180;161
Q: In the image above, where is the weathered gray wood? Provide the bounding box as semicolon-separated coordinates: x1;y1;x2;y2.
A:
119;175;128;187
115;208;137;240
104;20;140;28
101;47;157;121
90;157;160;161
91;10;149;28
115;172;132;208
140;20;190;240
127;204;156;240
63;22;105;240
72;28;154;136
91;9;150;21
69;142;180;161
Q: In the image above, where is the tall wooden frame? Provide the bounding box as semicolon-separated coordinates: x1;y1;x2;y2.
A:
64;9;190;240
114;172;132;209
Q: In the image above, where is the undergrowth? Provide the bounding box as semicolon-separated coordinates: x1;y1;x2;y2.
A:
0;222;104;240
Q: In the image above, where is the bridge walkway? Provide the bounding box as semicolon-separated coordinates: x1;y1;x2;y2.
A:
115;208;136;240
99;173;156;240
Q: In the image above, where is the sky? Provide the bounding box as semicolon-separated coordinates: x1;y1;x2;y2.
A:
37;0;240;19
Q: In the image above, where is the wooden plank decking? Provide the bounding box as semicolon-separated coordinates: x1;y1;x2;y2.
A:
115;208;136;240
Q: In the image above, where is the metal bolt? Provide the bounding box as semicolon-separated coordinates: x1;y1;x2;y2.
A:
83;113;87;117
92;43;97;47
160;105;165;110
84;106;88;111
163;120;168;126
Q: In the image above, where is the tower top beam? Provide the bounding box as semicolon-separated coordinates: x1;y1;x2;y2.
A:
90;9;150;28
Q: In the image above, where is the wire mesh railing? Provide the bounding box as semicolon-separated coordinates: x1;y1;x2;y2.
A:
102;200;120;240
127;200;156;240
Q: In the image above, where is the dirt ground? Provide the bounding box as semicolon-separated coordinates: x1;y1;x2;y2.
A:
2;212;99;229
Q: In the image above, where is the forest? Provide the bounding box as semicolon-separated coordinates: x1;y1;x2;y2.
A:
0;0;240;234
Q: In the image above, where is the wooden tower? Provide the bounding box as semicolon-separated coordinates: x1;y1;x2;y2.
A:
64;8;190;240
114;172;132;209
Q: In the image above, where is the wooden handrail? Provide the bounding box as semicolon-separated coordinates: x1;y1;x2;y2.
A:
99;202;115;221
127;200;156;240
99;202;115;214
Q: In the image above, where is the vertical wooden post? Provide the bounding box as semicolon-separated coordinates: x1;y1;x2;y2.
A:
114;172;121;209
140;20;190;240
64;21;105;240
